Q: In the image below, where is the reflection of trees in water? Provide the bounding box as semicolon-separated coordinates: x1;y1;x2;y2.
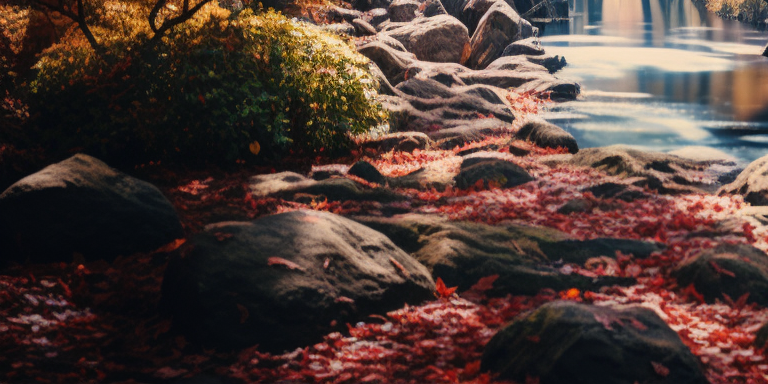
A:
573;0;709;31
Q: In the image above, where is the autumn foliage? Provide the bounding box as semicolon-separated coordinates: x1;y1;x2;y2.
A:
12;2;385;167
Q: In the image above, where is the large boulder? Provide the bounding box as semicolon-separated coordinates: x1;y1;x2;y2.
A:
389;0;420;22
422;0;448;17
381;90;517;132
502;36;545;57
428;118;512;149
482;301;708;384
248;171;404;202
454;156;534;189
357;132;432;153
161;210;435;352
515;117;578;154
381;15;471;63
671;243;768;305
568;145;732;194
354;214;635;296
539;238;663;265
458;68;579;100
467;2;534;69
357;41;417;85
0;154;183;264
719;153;768;206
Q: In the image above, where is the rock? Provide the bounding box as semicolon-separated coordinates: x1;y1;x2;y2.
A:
459;68;546;88
389;0;420;22
248;171;404;202
539;238;663;265
671;243;768;305
396;77;457;99
409;65;467;87
389;164;457;191
357;41;416;85
382;15;471;63
719;153;768;206
516;75;580;100
353;0;393;11
456;84;508;105
485;54;550;72
457;144;500;156
481;301;708;384
428;118;511;149
352;18;377;36
373;34;409;52
248;171;316;197
585;182;648;202
668;146;737;163
367;61;398;95
381;87;517;133
501;37;545;56
348;161;387;185
161;210;435;352
526;53;568;73
458;68;579;100
514;117;578;154
367;8;391;27
756;321;768;348
309;165;348;180
569;145;728;194
328;6;363;23
468;2;534;69
507;142;532;156
557;198;591;214
421;0;448;17
353;214;634;295
406;92;517;122
454;157;534;189
357;132;432;153
0;154;183;264
321;22;356;36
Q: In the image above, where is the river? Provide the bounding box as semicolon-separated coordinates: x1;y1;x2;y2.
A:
539;0;768;163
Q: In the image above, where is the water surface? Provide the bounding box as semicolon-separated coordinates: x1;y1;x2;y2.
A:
540;0;768;163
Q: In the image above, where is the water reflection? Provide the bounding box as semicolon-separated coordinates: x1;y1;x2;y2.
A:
540;0;768;162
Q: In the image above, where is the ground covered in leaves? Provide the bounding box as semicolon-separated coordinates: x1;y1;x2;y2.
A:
4;103;768;383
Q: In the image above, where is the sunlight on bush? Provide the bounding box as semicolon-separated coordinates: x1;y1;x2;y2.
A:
704;0;768;23
28;3;386;165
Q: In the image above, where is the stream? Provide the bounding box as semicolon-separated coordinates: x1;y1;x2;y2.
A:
539;0;768;163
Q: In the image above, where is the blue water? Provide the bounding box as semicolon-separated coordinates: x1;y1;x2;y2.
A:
540;0;768;163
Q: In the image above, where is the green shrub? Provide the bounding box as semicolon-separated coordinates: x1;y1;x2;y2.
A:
28;4;386;166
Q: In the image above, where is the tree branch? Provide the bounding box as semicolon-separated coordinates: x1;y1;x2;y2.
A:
146;0;213;49
30;0;104;55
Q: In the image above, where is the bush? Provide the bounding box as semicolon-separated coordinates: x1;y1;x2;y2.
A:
28;4;386;166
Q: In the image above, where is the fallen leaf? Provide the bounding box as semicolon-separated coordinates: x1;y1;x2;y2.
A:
268;257;306;272
435;277;458;299
153;238;186;254
651;361;670;377
389;257;410;278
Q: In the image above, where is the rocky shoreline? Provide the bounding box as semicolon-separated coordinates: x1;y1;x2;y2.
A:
5;0;768;382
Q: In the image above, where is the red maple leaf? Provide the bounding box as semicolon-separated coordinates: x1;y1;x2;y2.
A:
267;257;306;272
435;277;458;299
